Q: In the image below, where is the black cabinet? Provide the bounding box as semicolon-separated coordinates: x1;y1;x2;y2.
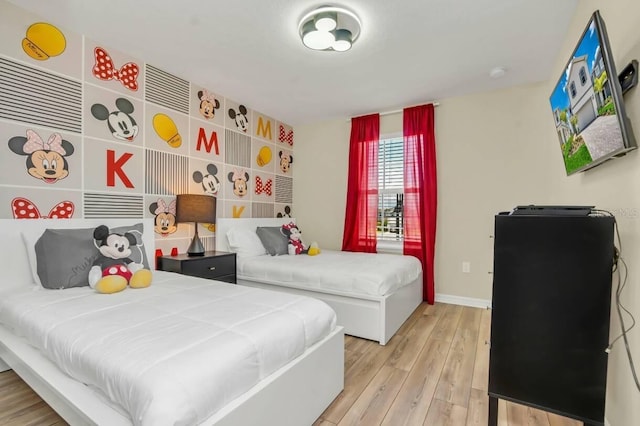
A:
488;213;614;426
157;251;237;284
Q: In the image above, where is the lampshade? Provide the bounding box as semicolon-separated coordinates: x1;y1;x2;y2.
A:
298;6;361;52
175;194;216;224
175;194;216;256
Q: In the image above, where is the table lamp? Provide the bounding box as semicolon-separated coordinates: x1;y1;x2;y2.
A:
175;194;216;256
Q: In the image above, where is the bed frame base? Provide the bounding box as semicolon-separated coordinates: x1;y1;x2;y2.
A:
238;274;422;345
0;315;344;426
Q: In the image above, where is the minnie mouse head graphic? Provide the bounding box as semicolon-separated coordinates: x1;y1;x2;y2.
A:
197;90;220;120
8;130;74;184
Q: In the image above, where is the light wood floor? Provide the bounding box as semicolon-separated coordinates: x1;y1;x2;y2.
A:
0;302;584;426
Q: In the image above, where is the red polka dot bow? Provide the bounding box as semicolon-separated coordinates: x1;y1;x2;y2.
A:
92;47;139;91
255;176;273;196
12;198;74;219
278;125;294;146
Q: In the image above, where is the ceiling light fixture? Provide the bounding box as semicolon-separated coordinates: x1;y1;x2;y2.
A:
299;6;361;52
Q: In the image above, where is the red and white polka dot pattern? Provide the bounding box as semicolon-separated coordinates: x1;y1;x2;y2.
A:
92;47;139;91
11;197;74;219
278;124;294;146
255;176;273;196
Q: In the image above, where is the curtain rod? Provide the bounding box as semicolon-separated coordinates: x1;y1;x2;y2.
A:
348;102;440;121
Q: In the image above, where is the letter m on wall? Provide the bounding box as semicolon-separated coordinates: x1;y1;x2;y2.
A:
196;128;219;155
256;117;272;141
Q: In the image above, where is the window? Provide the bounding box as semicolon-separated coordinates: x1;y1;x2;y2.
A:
377;136;404;241
579;67;587;85
570;82;577;98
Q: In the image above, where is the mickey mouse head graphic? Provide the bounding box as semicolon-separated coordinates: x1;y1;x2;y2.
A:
149;198;177;237
193;163;221;195
91;98;139;142
279;151;293;173
228;105;249;132
228;169;249;197
197;90;220;119
8;130;74;184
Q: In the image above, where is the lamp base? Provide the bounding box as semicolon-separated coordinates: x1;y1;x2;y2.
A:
187;224;205;256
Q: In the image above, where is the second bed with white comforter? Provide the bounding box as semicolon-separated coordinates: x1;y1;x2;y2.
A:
237;249;422;296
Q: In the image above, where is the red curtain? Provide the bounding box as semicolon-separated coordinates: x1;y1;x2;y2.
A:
342;114;380;253
403;104;437;304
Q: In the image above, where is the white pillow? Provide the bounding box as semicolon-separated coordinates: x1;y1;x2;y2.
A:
226;227;267;258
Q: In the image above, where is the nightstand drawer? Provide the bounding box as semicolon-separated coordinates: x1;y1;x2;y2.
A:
157;251;237;284
182;256;235;279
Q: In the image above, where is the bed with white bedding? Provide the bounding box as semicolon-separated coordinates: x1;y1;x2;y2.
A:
216;218;423;345
0;219;344;426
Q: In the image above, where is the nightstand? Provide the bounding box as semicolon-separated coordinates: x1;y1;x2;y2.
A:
157;251;237;284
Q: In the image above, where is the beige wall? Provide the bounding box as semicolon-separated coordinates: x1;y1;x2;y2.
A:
295;0;640;423
547;1;640;425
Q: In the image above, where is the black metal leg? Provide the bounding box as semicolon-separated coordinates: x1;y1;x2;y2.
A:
488;395;498;426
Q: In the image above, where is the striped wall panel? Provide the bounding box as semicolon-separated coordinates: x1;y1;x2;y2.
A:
84;193;144;218
275;175;293;204
144;64;190;115
0;57;82;133
224;129;251;167
201;235;215;251
145;150;189;195
252;203;274;218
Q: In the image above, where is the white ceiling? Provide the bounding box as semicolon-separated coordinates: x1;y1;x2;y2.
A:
10;0;579;126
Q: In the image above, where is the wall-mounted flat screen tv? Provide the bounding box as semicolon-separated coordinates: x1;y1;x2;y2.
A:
549;10;636;175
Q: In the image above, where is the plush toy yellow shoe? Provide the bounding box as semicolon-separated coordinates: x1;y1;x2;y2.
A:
130;269;153;288
308;242;320;256
95;275;128;294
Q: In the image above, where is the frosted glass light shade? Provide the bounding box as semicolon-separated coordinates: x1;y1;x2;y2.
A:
333;29;352;51
302;20;335;50
314;12;337;31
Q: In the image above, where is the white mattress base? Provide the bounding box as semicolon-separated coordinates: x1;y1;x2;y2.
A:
237;274;423;345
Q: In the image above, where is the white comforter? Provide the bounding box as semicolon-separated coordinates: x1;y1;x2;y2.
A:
237;250;422;296
0;271;336;426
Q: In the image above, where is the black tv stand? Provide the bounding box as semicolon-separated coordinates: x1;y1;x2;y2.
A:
488;212;614;425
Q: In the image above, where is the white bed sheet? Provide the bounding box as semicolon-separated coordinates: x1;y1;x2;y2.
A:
0;271;336;426
237;250;422;296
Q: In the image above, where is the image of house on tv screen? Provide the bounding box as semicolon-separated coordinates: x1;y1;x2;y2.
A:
549;19;624;175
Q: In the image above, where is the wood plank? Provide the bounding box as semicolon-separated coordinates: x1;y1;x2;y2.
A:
423;302;448;317
430;304;463;342
312;418;336;426
381;338;450;426
466;388;488;426
506;401;551;426
395;302;428;337
434;308;480;407
422;398;468;426
471;308;491;391
321;333;402;423
337;365;407;426
386;314;438;372
547;411;582;426
498;399;508;426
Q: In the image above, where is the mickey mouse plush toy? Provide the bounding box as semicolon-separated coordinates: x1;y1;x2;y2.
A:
281;222;320;256
88;225;152;294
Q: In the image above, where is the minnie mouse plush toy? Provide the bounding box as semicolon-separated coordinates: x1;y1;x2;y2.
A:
280;222;320;256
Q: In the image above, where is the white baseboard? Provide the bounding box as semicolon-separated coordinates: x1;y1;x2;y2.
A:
435;293;492;309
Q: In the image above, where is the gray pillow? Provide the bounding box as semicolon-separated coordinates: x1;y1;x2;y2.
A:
33;223;149;289
256;226;289;256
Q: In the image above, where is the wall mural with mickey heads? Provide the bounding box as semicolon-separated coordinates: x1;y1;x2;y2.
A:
0;0;295;253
